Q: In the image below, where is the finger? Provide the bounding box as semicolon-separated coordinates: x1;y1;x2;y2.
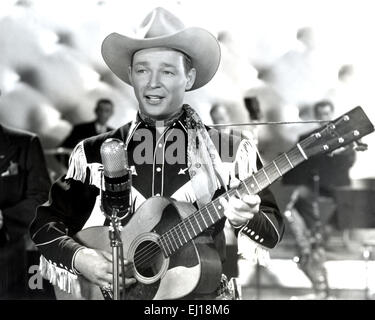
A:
223;202;251;221
228;196;256;211
242;194;261;207
99;272;113;284
224;208;248;227
219;197;229;209
229;177;241;188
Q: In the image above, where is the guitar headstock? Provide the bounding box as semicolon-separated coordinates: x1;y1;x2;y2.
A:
301;106;374;158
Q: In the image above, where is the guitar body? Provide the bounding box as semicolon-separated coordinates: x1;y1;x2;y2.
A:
54;197;222;300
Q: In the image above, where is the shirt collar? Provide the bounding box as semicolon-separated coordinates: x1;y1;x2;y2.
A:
136;106;188;131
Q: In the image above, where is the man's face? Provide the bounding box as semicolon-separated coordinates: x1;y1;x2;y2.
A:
129;47;196;121
315;105;333;121
95;102;114;125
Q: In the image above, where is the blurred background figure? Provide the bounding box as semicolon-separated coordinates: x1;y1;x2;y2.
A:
210;101;259;146
61;98;114;149
0;122;51;298
56;98;115;169
282;100;357;299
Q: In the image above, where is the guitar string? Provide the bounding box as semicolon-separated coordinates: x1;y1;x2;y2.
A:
126;133;319;271
127;140;314;270
128;148;308;272
134;125;350;272
128;148;297;270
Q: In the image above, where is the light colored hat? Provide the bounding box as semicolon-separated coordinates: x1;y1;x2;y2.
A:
101;7;221;90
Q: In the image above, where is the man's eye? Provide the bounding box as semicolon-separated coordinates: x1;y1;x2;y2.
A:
163;70;174;75
136;69;147;74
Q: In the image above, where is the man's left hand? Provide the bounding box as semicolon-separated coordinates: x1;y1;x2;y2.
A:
219;178;260;228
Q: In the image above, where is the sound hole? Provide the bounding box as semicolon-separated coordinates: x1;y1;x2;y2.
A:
134;240;164;278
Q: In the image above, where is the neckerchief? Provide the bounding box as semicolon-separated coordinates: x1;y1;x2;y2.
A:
183;105;228;208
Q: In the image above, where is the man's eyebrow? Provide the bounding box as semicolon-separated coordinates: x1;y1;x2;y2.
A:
133;61;177;68
160;63;177;68
133;61;149;66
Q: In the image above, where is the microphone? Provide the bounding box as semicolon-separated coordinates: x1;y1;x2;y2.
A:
100;138;132;218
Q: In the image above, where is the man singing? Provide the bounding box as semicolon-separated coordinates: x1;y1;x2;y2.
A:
30;7;284;300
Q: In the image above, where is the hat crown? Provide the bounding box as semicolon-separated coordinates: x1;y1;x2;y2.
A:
137;7;186;39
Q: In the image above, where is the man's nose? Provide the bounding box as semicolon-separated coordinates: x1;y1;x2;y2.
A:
148;71;161;88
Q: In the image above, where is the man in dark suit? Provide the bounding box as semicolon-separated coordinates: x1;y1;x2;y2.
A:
61;99;115;149
0;124;51;297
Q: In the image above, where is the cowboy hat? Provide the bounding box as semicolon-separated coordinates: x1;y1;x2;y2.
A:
101;7;221;90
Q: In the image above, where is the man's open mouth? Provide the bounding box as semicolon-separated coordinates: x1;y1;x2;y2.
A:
145;95;165;105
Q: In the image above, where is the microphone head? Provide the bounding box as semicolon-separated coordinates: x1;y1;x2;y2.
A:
100;138;128;178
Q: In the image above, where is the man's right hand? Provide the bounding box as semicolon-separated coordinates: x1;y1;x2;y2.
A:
73;247;136;289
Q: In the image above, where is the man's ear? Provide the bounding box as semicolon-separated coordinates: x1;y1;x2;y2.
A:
185;68;196;91
128;66;133;86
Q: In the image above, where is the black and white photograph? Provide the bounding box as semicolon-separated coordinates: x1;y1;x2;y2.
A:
1;0;375;304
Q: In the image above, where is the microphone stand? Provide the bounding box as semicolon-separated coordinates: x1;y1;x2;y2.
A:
109;209;123;300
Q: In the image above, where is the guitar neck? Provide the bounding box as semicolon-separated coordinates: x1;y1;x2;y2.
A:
158;142;308;257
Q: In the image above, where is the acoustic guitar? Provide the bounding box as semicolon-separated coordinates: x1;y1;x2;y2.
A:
54;106;374;300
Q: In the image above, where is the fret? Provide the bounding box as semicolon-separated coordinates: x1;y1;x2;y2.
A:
201;211;209;228
178;224;187;244
173;225;183;246
252;175;261;191
188;217;197;236
183;222;192;240
273;160;282;177
171;233;179;250
297;143;308;160
159;238;169;256
235;189;242;198
262;167;271;184
206;206;215;223
242;180;252;195
162;237;172;255
166;234;175;252
284;153;294;168
212;202;222;219
223;192;230;201
194;214;203;232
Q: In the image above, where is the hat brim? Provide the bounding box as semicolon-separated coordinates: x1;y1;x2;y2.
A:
101;27;221;90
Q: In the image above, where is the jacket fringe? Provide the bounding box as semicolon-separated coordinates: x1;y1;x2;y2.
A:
39;255;82;296
233;139;257;181
66;142;87;183
65;141;103;189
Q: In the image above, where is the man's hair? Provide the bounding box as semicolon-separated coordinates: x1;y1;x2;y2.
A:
313;100;334;115
181;52;193;74
95;98;113;112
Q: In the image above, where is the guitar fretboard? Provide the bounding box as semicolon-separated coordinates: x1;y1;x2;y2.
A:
158;143;308;257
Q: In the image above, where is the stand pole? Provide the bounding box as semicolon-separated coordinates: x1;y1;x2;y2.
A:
109;212;122;300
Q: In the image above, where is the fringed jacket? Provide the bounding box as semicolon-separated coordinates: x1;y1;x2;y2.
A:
30;110;284;294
